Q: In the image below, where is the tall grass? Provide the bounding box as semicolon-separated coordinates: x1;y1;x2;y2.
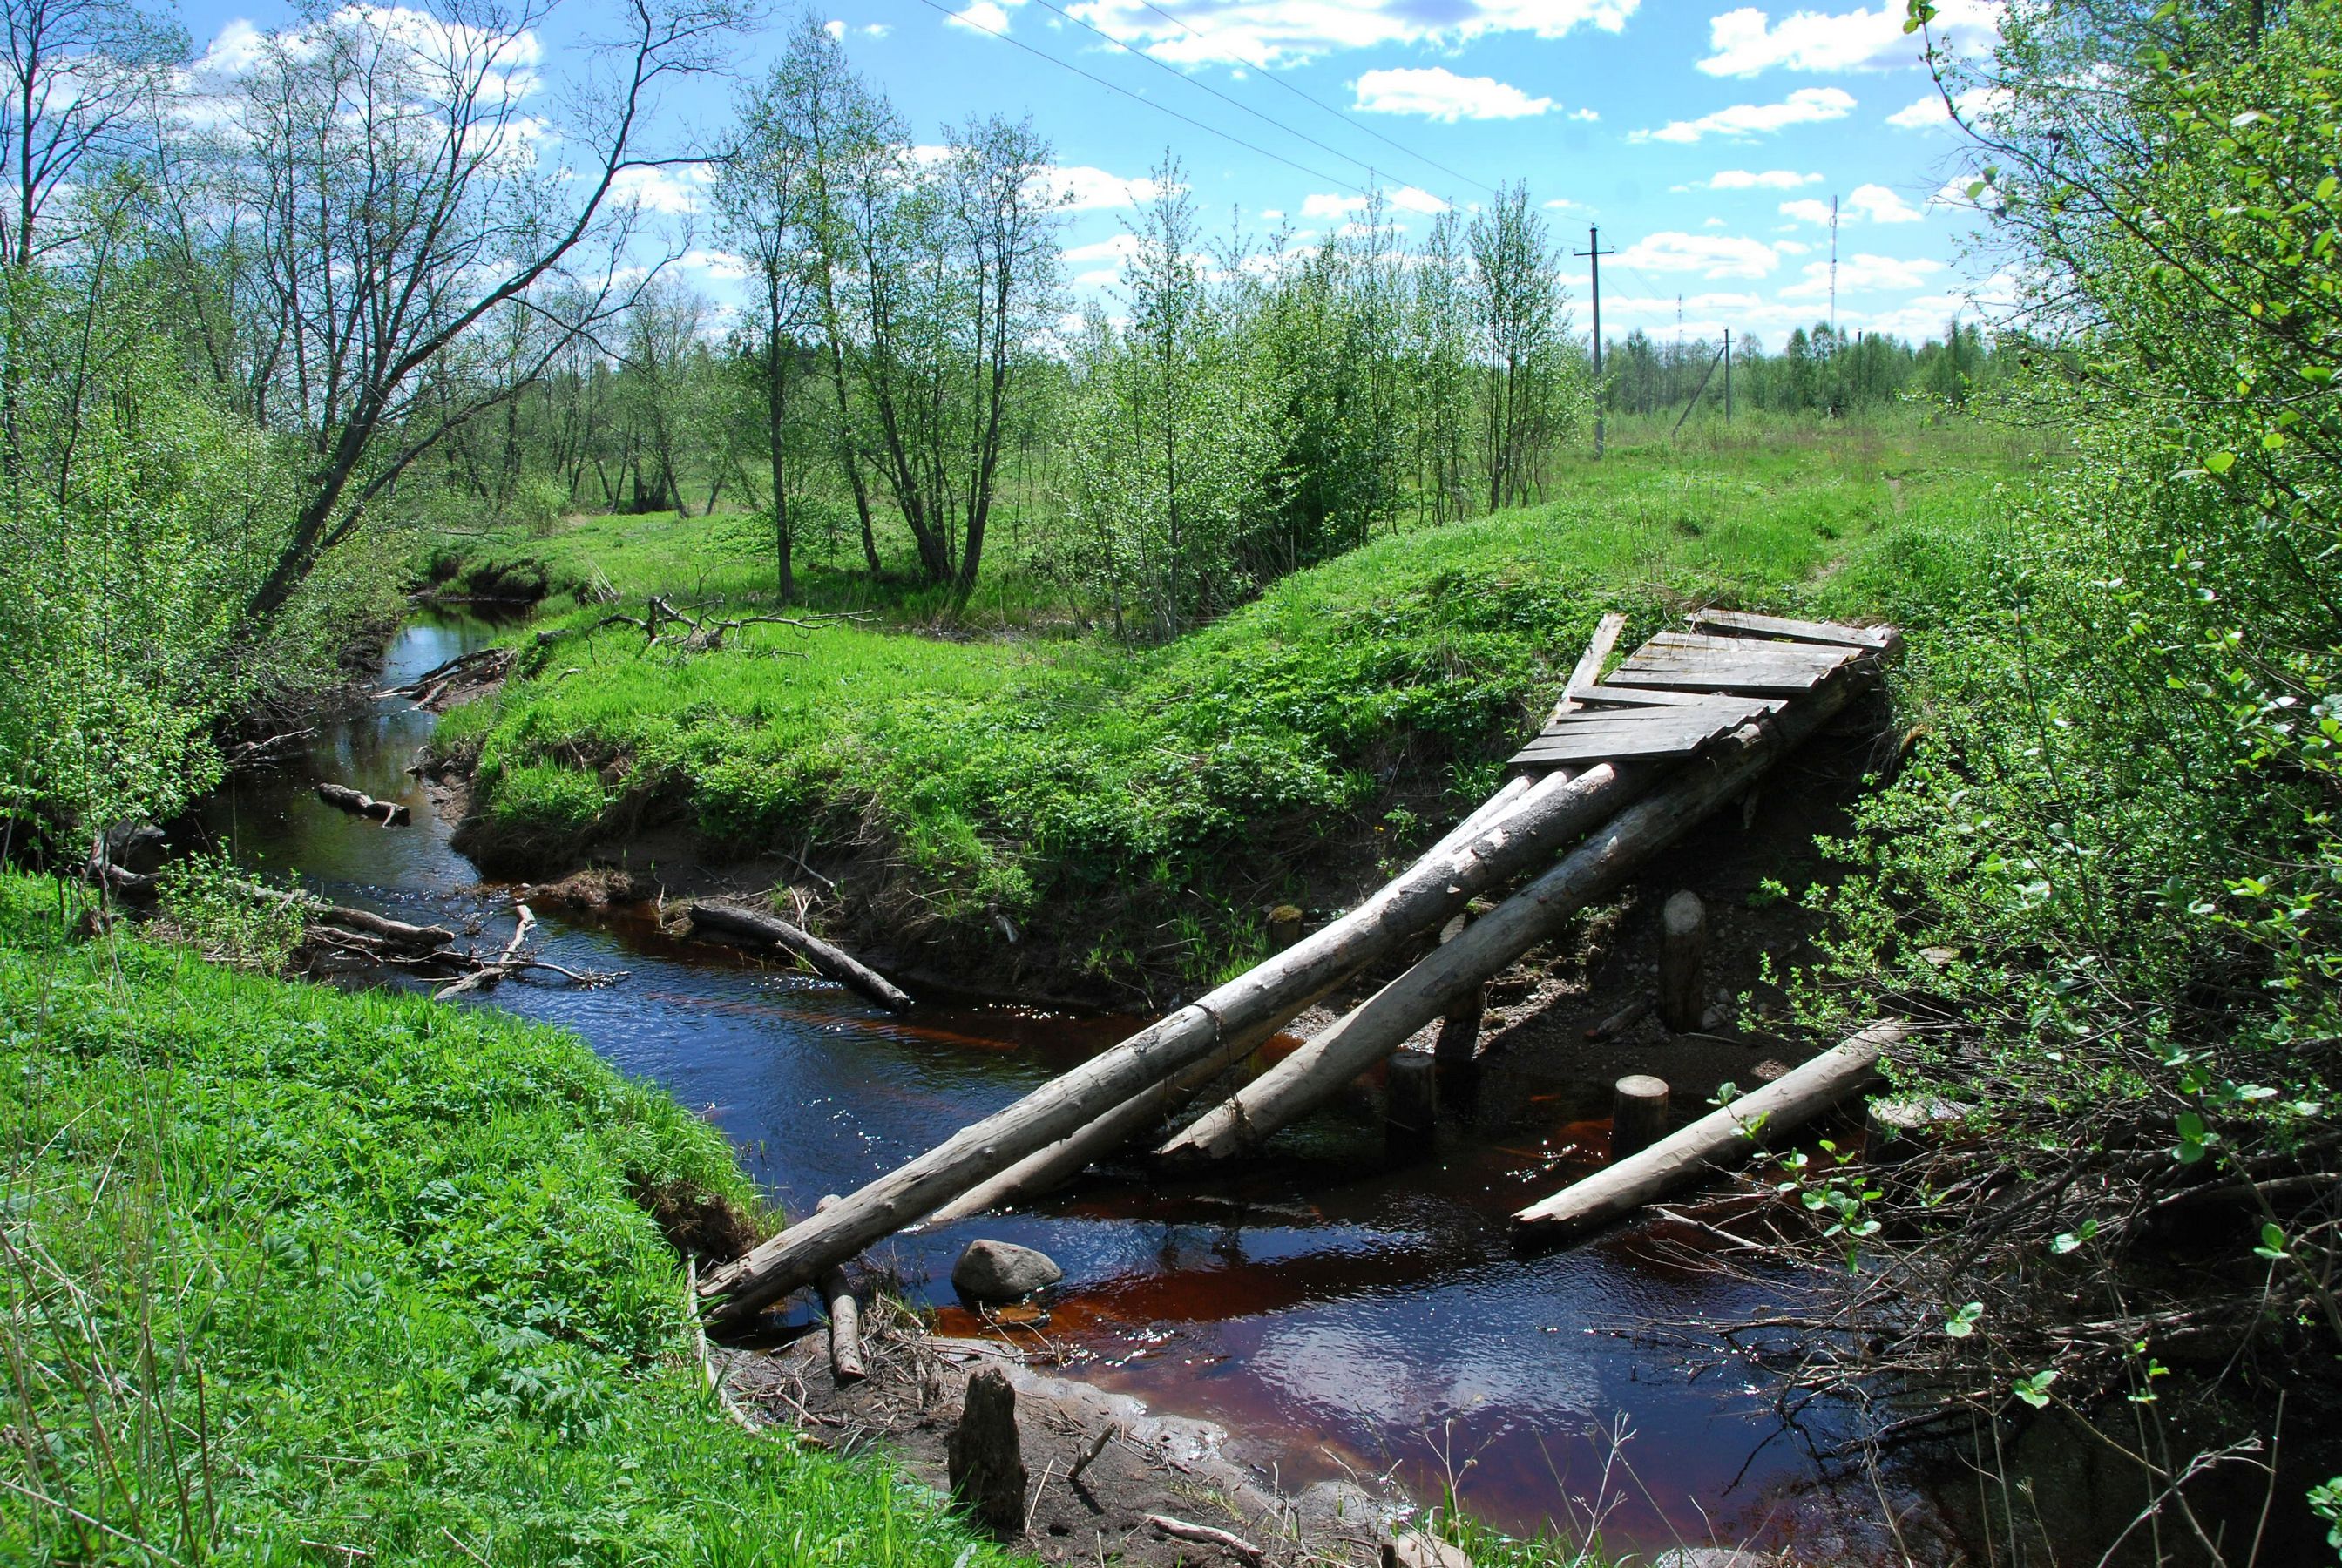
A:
0;877;1018;1565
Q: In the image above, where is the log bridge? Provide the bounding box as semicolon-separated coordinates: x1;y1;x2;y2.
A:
699;607;1903;1328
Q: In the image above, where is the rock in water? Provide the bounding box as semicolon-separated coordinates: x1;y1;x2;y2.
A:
947;1367;1026;1534
951;1238;1062;1301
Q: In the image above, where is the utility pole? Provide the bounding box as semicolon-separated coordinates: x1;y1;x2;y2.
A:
1828;194;1840;348
1578;224;1617;456
1723;328;1732;422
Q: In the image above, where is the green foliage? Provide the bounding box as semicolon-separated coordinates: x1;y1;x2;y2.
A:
0;876;1011;1566
450;422;2016;971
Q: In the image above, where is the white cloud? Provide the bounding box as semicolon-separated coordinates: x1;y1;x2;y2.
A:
1617;230;1780;280
1697;0;2000;77
947;1;1013;37
1063;232;1141;264
611;163;714;215
1781;251;1944;298
863;22;890;37
1703;216;1726;228
1631;86;1855;143
1570;107;1600;122
1775;238;1812;254
1778;198;1832;225
1846;182;1922;222
1053;165;1164;211
1544;196;1594;214
1301;192;1365;220
1353;65;1553;121
1886;84;2006;129
824;17;844;38
1073;267;1120;287
1387;186;1451;214
1700;168;1821;191
680;247;749;280
1056;0;1639;68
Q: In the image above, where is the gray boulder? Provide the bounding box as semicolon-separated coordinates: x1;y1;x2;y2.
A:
951;1238;1062;1301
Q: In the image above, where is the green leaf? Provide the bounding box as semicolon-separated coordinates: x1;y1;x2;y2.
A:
2014;1369;2058;1409
2203;451;2237;474
1945;1301;1983;1338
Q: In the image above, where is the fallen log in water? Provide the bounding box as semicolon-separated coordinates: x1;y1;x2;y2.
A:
1156;659;1878;1165
1510;1021;1905;1241
686;902;913;1012
699;760;1647;1326
814;1196;866;1384
315;782;410;826
924;773;1551;1225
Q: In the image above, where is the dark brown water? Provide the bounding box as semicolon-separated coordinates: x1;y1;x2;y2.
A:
197;612;1939;1560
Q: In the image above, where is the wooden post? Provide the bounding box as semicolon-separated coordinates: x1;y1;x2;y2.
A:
1385;1051;1438;1159
947;1366;1026;1534
1433;913;1483;1065
1611;1074;1669;1158
813;1196;864;1384
1658;890;1706;1032
1513;1022;1905;1240
701;762;1638;1323
1268;905;1303;950
1158;661;1878;1169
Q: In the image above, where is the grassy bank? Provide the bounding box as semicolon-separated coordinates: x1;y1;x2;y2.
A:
431;419;2031;990
0;877;1013;1565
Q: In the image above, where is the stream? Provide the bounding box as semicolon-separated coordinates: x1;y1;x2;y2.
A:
196;609;1949;1562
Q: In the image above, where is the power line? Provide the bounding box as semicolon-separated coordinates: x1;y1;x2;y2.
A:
908;0;1370;198
1021;0;1398;197
1125;0;1497;199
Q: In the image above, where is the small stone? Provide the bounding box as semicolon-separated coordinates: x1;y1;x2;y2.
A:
1652;1550;1763;1568
1700;1005;1731;1031
1750;1058;1790;1082
1384;1529;1475;1568
951;1238;1062;1301
1713;985;1732;1004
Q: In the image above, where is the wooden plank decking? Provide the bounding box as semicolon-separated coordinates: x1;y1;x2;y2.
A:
1508;610;1893;772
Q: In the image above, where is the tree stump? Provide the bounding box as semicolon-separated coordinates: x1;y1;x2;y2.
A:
948;1366;1026;1534
1268;904;1304;950
1386;1050;1438;1159
1659;890;1706;1031
1612;1074;1669;1158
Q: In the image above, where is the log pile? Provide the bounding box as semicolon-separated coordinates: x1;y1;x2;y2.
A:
696;612;1901;1328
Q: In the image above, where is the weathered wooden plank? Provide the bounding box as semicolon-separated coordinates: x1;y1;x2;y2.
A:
1548;611;1629;724
1632;639;1853;674
1570;687;1788;714
1648;628;1857;659
1689;607;1899;651
1606;667;1831;694
1509;729;1733;766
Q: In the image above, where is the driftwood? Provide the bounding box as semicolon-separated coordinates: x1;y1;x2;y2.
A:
1142;1515;1263;1565
686;902;913;1012
1157;659;1877;1166
376;646;514;706
315;782;410;826
536;595;871;659
221;727;318;768
1510;1021;1905;1240
432;904;538;999
1658;889;1707;1031
700;760;1646;1326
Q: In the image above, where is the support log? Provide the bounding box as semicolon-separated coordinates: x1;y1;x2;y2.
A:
1658;890;1707;1031
701;760;1643;1325
1512;1021;1905;1240
687;902;913;1012
1157;663;1877;1166
919;772;1553;1227
1385;1051;1438;1158
1611;1074;1669;1157
948;1367;1026;1534
315;782;410;826
814;1195;865;1384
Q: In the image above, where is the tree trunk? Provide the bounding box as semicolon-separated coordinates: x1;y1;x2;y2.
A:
1157;660;1876;1164
685;902;911;1011
698;763;1633;1325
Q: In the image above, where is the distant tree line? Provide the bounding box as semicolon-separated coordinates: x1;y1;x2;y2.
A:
1600;318;2002;421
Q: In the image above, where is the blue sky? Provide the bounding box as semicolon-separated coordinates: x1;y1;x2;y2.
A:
178;0;2007;350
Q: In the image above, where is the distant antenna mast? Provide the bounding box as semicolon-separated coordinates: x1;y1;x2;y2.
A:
1828;193;1840;347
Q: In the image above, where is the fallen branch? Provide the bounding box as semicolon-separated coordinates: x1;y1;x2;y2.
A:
1142;1514;1263;1565
315;782;410;827
686;902;912;1012
432;904;538;1000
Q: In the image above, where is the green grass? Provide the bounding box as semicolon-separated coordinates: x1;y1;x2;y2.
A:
0;876;1019;1566
436;419;2033;984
